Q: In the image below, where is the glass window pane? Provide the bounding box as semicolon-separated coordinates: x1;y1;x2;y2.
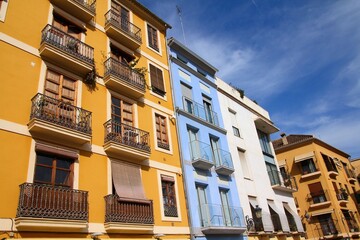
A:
34;166;52;183
36;154;53;166
55;169;70;186
56;158;72;169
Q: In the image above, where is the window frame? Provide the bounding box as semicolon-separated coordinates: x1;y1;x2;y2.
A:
149;63;166;98
155;113;169;150
146;22;160;53
157;170;182;221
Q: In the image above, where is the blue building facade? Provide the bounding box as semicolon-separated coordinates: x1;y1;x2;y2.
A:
168;38;247;240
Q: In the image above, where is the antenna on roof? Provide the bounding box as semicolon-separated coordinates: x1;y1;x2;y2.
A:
176;5;187;45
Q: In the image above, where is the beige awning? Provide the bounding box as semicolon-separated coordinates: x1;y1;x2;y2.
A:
294;151;314;163
277;159;286;166
283;203;304;232
111;160;149;203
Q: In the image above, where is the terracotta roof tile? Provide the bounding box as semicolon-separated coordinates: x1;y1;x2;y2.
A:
272;134;313;149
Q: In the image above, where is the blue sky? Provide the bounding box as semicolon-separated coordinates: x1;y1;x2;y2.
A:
139;0;360;159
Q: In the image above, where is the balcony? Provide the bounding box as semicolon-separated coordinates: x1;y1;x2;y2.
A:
15;183;88;231
189;140;214;170
104;58;145;99
200;204;246;234
103;120;150;161
39;25;94;76
28;93;92;146
104;10;142;50
104;194;154;233
182;97;219;127
308;190;331;209
50;0;96;22
268;170;298;192
214;149;234;176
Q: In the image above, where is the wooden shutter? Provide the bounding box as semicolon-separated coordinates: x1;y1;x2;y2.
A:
155;114;169;149
150;64;165;93
308;182;323;193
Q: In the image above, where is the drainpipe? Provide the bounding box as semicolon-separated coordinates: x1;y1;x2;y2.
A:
166;38;195;240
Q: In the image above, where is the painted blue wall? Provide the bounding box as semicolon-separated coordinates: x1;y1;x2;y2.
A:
169;44;246;240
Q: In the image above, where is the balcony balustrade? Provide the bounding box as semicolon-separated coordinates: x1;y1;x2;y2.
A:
307;190;331;208
104;9;142;50
28;93;92;145
103;120;150;161
199;203;246;234
189;140;214;170
39;24;94;75
17;183;88;220
182;96;219;126
104;58;145;98
345;168;357;183
268;170;298;192
213;148;234;176
50;0;96;22
104;194;154;224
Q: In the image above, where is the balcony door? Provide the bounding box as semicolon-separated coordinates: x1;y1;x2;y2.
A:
111;96;133;140
210;136;221;165
43;69;77;123
220;189;232;226
188;128;200;160
181;83;193;114
196;185;209;227
111;0;129;31
203;96;214;124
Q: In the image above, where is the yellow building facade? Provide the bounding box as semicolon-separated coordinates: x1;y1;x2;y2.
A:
273;134;360;240
0;0;189;239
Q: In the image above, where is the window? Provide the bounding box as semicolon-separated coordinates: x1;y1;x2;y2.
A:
111;0;130;32
111;96;133;126
268;202;282;231
203;96;215;124
0;0;9;22
155;113;169;150
300;158;317;174
229;110;240;137
283;205;297;232
219;189;232;226
266;162;280;185
238;149;250;178
196;185;208;227
321;153;338;173
149;64;165;96
53;14;82;40
110;43;134;64
317;214;337;236
34;152;74;188
257;130;272;155
181;83;193;113
147;24;159;51
308;182;327;203
210;136;221;165
161;175;178;217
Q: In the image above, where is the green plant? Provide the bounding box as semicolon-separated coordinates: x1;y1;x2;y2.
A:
84;67;98;91
128;58;147;78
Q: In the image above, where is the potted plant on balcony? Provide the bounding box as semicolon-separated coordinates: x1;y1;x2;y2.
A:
84;67;98;91
67;39;79;52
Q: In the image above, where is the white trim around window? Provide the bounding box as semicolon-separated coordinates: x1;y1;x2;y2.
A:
144;21;162;56
0;0;9;22
157;170;182;222
152;108;173;154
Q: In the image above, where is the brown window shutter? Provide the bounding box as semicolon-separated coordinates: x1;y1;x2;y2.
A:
150;64;165;92
308;182;323;193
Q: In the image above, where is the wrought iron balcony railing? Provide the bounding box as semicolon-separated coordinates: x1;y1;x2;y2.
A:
16;183;88;220
268;170;298;191
307;190;330;205
41;24;94;64
271;214;283;231
199;203;245;228
182;97;219;126
104;58;146;92
30;93;92;134
105;9;142;43
73;0;96;14
213;148;234;170
104;119;150;152
104;194;154;224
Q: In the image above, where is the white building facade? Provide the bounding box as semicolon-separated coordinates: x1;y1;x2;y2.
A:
216;78;305;240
